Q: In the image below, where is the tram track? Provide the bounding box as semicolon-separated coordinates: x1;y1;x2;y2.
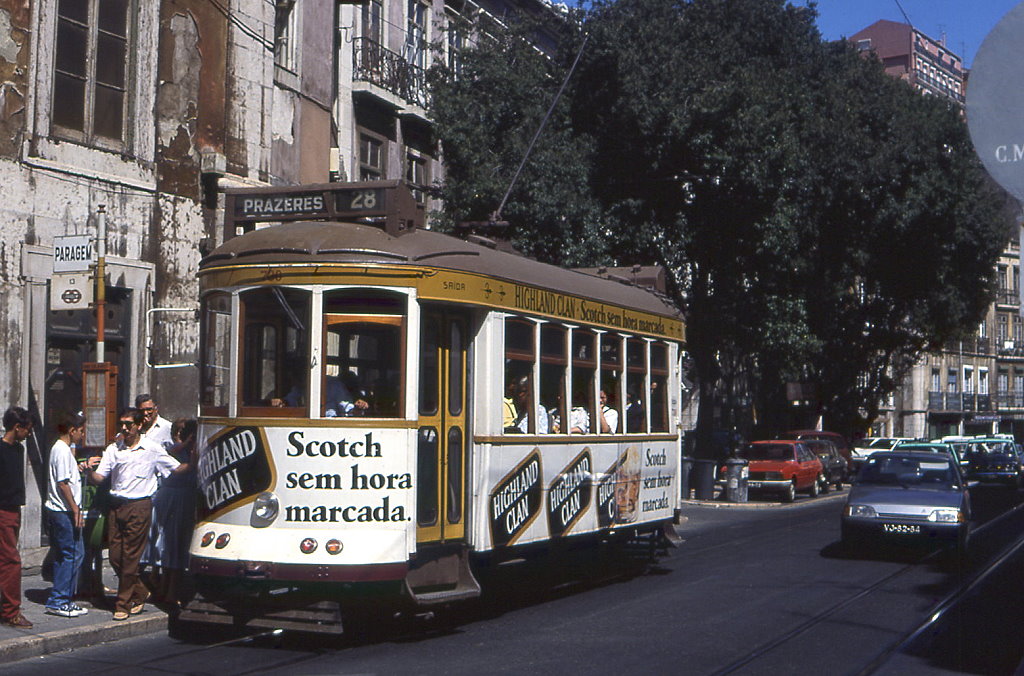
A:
707;494;1024;676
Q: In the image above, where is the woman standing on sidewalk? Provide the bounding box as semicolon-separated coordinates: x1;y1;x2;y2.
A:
141;418;197;608
44;413;96;618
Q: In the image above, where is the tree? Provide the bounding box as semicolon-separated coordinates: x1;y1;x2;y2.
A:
429;0;1015;454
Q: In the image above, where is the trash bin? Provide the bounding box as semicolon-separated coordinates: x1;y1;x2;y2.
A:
679;456;694;500
692;459;716;500
724;457;749;503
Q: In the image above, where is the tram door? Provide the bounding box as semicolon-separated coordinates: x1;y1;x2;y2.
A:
416;308;468;543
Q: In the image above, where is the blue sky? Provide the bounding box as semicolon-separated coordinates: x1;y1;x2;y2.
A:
808;0;1022;67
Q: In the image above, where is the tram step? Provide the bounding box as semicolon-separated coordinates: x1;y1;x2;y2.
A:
660;521;684;547
405;547;481;606
178;597;345;634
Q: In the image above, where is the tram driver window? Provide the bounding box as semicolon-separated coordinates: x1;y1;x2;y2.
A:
322;291;405;418
240;287;311;414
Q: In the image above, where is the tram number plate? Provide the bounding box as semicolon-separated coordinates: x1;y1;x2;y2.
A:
882;523;920;535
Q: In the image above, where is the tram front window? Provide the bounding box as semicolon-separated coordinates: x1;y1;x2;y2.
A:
323;291;405;418
240;287;311;413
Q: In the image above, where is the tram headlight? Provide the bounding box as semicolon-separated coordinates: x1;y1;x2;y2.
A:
200;531;215;547
326;539;343;555
250;492;280;528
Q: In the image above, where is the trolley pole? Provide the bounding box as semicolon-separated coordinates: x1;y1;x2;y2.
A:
95;204;106;363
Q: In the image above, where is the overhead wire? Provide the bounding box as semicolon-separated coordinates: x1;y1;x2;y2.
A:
892;0;914;29
206;0;275;52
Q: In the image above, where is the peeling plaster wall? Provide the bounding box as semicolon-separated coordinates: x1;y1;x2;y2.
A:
156;12;201;197
0;1;30;158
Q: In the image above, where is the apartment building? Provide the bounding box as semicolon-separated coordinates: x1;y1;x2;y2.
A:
849;19;966;107
0;0;558;559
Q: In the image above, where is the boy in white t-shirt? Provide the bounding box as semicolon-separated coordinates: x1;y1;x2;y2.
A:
44;413;96;617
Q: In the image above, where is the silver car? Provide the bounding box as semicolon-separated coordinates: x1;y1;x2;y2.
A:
841;451;971;552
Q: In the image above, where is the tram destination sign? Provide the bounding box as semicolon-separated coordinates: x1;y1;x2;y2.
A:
224;181;423;238
232;192;328;221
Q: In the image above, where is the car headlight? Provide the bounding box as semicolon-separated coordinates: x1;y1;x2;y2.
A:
927;508;963;523
250;492;280;528
845;504;877;518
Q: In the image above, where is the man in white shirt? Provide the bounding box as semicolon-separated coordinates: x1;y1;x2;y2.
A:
87;407;189;620
136;393;173;449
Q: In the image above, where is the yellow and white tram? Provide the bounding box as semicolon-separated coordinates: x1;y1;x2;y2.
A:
182;181;686;632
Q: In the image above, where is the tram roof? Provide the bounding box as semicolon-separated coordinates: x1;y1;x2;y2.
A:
201;221;682;321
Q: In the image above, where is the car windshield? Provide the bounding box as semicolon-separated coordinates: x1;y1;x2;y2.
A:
856;456;958;488
966;441;1016;456
742;444;795;461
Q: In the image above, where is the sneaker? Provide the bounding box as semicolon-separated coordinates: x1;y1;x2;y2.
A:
45;605;76;618
46;603;86;618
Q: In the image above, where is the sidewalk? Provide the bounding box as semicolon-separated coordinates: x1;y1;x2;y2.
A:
0;562;168;664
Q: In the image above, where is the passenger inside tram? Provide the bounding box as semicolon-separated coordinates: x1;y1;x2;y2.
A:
549;390;590;434
324;372;370;417
510;375;549;434
600;388;619;434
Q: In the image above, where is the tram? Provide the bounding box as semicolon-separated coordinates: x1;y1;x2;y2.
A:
180;181;686;633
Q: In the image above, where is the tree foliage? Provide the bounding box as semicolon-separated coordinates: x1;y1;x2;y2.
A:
428;0;1015;453
427;13;609;266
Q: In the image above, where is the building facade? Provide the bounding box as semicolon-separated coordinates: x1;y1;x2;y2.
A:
0;0;556;561
849;19;965;107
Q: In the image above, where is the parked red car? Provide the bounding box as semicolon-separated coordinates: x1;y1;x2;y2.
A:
786;430;853;469
735;440;825;502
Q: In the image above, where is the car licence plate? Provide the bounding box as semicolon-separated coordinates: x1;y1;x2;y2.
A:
882;523;921;535
748;481;762;488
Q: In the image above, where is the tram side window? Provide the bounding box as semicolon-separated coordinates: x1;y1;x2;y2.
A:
323;291;405;418
240;287;311;414
651;343;669;433
200;292;231;414
571;331;596;434
599;334;622;433
541;325;566;434
504;317;546;433
625;338;647;433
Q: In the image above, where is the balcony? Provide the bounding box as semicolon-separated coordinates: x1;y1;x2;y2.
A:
352;37;429;110
998;391;1024;409
929;391;964;411
997;289;1018;306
